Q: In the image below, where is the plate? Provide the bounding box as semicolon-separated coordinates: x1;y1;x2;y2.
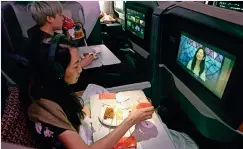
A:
98;104;129;127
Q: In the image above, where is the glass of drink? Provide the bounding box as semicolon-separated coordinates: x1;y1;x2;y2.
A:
136;97;154;128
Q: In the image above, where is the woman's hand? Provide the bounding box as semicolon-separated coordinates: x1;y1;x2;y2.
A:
80;55;93;68
62;27;71;40
126;106;154;126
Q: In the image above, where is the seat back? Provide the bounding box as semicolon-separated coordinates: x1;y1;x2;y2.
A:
1;2;24;54
78;1;100;39
10;2;35;38
61;1;85;25
11;1;85;38
7;1;101;46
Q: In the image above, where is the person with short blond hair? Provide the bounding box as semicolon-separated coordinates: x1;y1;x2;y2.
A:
27;1;64;38
28;1;63;28
26;1;93;69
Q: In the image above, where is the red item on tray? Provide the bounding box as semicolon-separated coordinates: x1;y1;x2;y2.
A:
99;93;116;99
136;103;152;109
113;136;137;149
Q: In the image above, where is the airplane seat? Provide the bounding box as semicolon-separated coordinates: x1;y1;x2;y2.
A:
10;1;84;38
77;1;102;45
1;2;27;55
115;1;160;82
1;1;102;57
60;1;85;25
1;3;36;144
61;1;102;45
1;4;35;147
11;1;101;45
150;1;243;146
1;70;36;148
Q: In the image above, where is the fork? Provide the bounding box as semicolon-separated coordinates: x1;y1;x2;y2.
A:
109;118;114;133
98;104;105;131
97;119;103;131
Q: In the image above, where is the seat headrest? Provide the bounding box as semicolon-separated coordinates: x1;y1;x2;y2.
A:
1;2;24;52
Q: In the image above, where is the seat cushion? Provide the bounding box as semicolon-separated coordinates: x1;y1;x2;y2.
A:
1;86;35;147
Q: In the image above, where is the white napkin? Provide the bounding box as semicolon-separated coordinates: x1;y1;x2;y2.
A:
79;119;93;145
116;92;130;103
81;84;109;104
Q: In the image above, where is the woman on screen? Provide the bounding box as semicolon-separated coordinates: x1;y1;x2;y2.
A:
187;47;206;81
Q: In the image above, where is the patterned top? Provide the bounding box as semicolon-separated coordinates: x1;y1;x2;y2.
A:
30;121;67;149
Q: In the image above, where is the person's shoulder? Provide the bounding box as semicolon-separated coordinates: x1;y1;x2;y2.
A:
39;99;63;111
29;98;64;115
29;98;75;131
27;25;42;40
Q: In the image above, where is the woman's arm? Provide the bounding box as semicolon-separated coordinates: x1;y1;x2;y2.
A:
58;106;154;149
58;117;133;149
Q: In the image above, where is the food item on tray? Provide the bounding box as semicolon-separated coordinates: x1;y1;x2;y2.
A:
92;53;98;59
73;23;85;39
100;13;116;24
99;93;116;99
113;136;137;149
83;53;89;57
104;107;114;119
116;108;123;120
136;102;152;109
82;53;98;59
74;29;84;39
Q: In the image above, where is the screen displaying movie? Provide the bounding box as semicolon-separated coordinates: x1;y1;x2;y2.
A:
177;32;235;99
126;8;145;39
214;1;243;12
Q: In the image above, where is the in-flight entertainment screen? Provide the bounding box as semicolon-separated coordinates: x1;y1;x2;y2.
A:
177;32;236;99
214;1;243;12
126;8;145;39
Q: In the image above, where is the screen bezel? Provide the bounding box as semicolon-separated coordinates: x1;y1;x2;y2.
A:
160;8;243;126
125;3;153;51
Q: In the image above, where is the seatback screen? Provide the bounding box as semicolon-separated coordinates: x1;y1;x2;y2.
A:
214;1;243;12
177;32;235;99
126;8;145;39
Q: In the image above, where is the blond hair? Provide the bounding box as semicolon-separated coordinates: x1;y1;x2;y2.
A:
28;1;63;26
